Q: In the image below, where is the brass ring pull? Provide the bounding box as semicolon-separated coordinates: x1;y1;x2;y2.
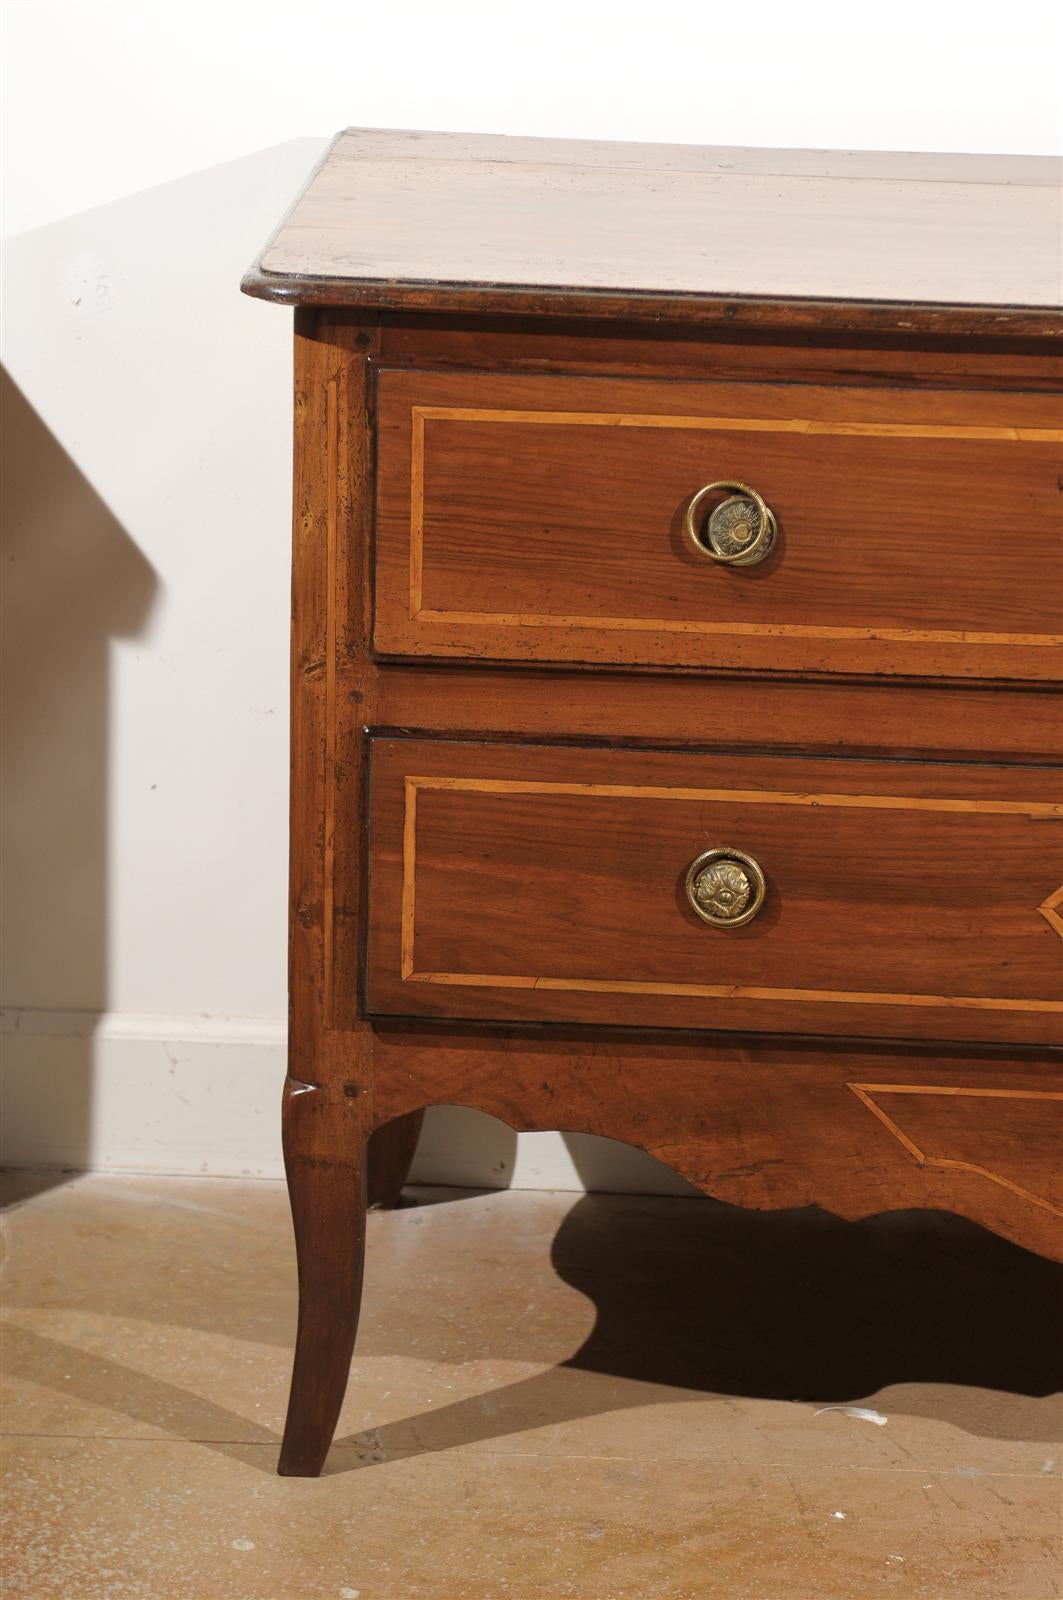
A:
685;847;767;928
685;480;777;566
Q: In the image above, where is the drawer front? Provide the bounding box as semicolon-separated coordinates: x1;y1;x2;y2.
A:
365;740;1063;1045
373;370;1063;680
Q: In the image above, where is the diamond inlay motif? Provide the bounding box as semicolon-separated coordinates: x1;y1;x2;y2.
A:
1038;885;1063;941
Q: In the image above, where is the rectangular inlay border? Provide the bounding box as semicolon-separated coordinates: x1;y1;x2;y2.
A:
407;406;1063;647
397;776;1063;1015
848;1083;1063;1216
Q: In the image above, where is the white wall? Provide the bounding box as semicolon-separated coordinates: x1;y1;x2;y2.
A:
3;0;1060;1187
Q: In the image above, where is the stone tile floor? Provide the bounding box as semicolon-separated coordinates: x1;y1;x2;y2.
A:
1;1171;1060;1598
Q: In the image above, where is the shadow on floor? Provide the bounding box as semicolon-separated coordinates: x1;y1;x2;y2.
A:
2;1178;1060;1478
330;1190;1063;1469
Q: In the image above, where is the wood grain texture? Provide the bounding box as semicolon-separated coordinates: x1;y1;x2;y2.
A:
374;369;1063;681
1040;883;1063;938
366;740;1063;1046
371;1025;1063;1262
367;1109;425;1207
262;269;1062;1477
280;313;381;1476
374;667;1063;763
846;1084;1062;1216
243;130;1063;336
278;1071;369;1477
289;310;375;1063
376;314;1063;392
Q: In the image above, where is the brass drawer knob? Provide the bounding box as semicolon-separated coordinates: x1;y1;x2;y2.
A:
685;847;767;927
685;480;777;566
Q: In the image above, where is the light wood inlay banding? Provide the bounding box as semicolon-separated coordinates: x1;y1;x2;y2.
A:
408;406;425;620
1038;884;1063;941
400;778;418;981
397;776;1063;1017
414;405;1063;440
402;775;1063;818
322;376;339;1024
402;972;1063;1014
407;405;1063;645
848;1083;1063;1217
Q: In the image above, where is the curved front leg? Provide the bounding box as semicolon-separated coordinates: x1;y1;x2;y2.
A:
279;1074;368;1477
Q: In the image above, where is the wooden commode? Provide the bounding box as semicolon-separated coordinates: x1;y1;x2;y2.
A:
242;130;1063;1477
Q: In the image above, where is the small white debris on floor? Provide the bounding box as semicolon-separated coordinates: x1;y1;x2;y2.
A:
813;1405;888;1426
2;1173;1058;1599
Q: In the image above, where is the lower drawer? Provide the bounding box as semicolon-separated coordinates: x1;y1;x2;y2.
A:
365;739;1063;1046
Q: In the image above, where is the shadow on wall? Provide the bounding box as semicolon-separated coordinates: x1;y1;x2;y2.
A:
0;136;700;1193
1;139;325;1182
0;369;158;1184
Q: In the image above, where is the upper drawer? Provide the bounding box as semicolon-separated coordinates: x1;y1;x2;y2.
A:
365;738;1063;1047
373;371;1063;680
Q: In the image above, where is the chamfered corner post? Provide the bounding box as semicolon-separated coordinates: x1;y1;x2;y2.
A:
279;311;382;1476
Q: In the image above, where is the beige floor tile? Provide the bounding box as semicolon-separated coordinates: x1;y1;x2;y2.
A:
4;1436;1061;1600
2;1173;1061;1598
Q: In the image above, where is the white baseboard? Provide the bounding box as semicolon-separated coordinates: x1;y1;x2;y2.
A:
412;1105;696;1196
1;1008;287;1177
0;1010;693;1194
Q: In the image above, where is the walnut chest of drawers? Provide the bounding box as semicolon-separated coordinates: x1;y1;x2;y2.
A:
242;129;1063;1477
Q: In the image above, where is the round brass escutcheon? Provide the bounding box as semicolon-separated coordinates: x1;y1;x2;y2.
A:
685;847;767;928
685;480;777;566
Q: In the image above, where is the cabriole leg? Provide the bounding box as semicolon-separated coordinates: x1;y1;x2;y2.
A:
278;1073;368;1477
